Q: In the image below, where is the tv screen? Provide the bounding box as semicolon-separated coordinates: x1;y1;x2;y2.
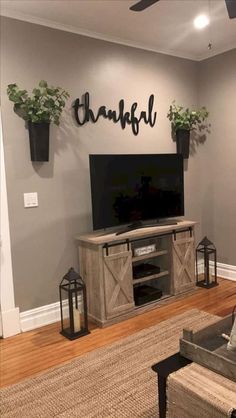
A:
89;154;184;230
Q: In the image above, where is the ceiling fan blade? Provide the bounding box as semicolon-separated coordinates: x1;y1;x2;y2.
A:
225;0;236;18
130;0;160;12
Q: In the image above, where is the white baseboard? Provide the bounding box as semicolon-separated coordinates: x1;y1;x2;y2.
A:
197;261;236;281
20;262;236;332
20;298;82;332
1;307;21;337
214;262;236;281
20;301;62;332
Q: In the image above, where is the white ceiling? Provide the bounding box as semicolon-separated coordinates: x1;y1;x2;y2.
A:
1;0;236;61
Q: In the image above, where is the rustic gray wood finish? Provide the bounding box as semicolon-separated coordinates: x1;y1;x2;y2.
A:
76;221;197;327
180;315;236;382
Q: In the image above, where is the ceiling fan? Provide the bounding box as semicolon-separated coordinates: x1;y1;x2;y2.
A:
130;0;236;19
225;0;236;18
130;0;159;12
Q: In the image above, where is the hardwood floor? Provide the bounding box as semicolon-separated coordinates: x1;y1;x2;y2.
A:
0;278;235;388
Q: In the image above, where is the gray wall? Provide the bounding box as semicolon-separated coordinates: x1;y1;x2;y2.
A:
198;49;236;265
2;16;230;312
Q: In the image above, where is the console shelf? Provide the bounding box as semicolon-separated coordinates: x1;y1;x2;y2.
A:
132;249;168;262
76;220;197;327
132;270;169;285
134;293;172;309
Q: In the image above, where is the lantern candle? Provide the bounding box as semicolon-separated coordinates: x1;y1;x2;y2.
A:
73;307;81;332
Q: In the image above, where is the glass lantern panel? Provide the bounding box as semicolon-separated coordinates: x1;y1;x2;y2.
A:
72;287;85;332
60;286;70;332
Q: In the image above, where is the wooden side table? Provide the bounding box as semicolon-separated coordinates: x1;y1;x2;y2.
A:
152;352;236;418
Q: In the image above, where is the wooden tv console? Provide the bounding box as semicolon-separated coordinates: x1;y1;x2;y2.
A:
76;220;197;327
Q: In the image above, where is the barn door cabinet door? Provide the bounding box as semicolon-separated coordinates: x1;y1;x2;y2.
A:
172;232;195;294
103;249;134;319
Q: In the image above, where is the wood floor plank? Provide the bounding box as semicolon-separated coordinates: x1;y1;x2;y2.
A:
0;278;235;388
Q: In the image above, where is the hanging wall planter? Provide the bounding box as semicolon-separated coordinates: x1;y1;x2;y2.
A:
176;128;190;159
28;121;50;162
7;80;69;162
167;101;209;159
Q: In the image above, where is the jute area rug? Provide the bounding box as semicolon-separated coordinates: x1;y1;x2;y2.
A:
0;309;220;418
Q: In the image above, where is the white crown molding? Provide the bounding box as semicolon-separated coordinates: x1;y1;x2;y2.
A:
0;9;198;61
196;43;236;62
1;9;236;62
2;9;235;62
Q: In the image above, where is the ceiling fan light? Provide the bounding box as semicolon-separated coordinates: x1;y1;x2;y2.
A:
194;14;209;29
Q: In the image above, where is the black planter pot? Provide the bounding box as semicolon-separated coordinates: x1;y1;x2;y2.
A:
176;129;190;159
28;121;50;162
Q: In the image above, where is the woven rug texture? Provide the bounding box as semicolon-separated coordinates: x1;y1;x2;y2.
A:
167;363;236;418
0;309;220;418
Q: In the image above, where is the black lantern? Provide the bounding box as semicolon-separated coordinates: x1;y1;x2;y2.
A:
59;267;90;340
196;236;218;288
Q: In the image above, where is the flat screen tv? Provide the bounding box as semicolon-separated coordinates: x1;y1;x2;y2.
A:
89;154;184;231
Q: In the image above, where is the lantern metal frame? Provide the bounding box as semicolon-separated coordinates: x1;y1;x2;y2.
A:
196;237;218;289
59;267;90;340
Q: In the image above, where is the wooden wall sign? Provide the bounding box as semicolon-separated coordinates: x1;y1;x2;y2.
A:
73;92;157;135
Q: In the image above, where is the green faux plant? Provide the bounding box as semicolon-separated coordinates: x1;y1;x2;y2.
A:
167;101;209;132
7;80;70;125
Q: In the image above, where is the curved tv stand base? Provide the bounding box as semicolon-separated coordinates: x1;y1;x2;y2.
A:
116;220;178;236
76;220;197;328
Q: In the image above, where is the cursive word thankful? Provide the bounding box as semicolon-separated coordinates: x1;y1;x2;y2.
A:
73;92;157;135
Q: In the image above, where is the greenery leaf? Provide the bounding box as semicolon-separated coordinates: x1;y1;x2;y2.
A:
6;81;69;125
32;88;41;97
167;101;209;132
39;80;48;88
